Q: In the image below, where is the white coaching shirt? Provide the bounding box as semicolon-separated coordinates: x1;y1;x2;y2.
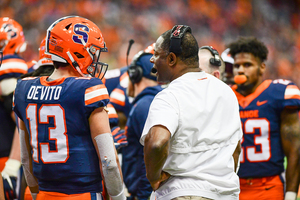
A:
140;72;242;200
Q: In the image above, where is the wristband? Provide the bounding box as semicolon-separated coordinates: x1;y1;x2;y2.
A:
285;191;297;200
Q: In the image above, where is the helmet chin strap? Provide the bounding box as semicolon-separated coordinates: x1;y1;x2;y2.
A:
66;51;86;77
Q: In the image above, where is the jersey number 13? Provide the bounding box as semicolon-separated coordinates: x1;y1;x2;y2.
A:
26;104;69;164
240;119;271;163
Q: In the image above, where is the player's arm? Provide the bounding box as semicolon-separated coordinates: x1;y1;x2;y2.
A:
144;125;171;191
0;175;4;200
89;107;126;200
280;108;300;200
232;140;241;173
19;119;39;200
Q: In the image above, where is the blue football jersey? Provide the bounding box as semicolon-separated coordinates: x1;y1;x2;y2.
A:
233;79;300;178
104;66;128;94
13;76;109;194
104;66;132;117
1;54;27;80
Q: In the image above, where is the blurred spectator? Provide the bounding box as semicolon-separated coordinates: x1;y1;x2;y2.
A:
1;0;300;87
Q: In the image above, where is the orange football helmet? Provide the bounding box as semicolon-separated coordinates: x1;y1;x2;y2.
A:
45;16;108;79
0;17;27;55
144;43;155;54
37;36;53;67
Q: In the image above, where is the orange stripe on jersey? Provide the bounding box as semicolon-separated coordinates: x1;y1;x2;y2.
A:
119;72;129;88
108;113;118;118
120;72;129;81
107;103;118;119
0;68;27;76
285;94;300;100
110;98;125;106
110;88;125;106
85;84;106;94
284;85;300;100
232;80;272;108
2;58;26;64
85;84;109;105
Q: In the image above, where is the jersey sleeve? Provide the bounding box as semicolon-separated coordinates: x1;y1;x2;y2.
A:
107;103;119;127
12;79;22;120
140;90;179;145
84;79;110;109
110;84;132;117
282;82;300;109
0;55;28;81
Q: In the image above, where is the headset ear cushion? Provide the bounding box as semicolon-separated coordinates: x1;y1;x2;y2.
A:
129;65;143;84
210;57;221;66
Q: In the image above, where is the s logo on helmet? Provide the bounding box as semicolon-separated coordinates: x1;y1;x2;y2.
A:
2;23;18;39
72;24;89;45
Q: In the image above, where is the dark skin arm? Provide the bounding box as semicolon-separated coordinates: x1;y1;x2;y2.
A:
232;140;241;173
144;125;171;191
280;108;300;193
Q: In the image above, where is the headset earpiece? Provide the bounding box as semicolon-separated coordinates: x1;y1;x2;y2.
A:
128;51;152;84
128;64;143;84
169;25;192;55
199;46;221;67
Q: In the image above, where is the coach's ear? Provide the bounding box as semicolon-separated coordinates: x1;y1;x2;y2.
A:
168;52;177;68
212;70;220;79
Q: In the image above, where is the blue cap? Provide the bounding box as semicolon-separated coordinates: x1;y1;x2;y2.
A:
136;54;157;81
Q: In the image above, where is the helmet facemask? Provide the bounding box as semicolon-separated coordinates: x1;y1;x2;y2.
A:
85;44;108;80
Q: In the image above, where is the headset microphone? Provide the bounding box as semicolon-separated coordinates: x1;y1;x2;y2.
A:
126;39;135;66
151;68;157;74
151;68;157;73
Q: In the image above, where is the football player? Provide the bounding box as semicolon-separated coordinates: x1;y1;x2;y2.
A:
228;36;300;200
13;16;126;200
0;50;5;200
107;43;155;124
0;17;28;200
122;46;161;200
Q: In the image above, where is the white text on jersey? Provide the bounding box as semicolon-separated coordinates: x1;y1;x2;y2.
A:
27;85;62;100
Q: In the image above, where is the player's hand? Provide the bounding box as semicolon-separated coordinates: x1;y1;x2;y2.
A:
111;126;128;150
1;159;21;200
2;172;17;200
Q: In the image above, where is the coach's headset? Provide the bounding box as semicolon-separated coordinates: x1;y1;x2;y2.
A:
151;25;192;74
127;50;153;84
199;45;222;67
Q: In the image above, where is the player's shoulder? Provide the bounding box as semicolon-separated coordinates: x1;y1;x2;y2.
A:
266;79;300;101
3;54;26;63
72;76;104;86
271;79;295;86
17;76;39;85
269;79;299;91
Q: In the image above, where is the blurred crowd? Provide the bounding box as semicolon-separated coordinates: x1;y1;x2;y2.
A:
1;0;300;86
